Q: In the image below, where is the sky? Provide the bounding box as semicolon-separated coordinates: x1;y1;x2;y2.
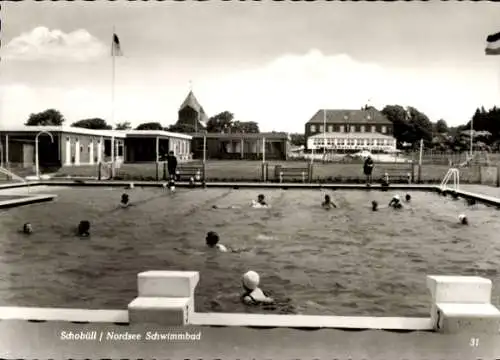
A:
1;2;500;133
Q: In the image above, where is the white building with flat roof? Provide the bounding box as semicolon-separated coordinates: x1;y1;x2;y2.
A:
307;132;397;152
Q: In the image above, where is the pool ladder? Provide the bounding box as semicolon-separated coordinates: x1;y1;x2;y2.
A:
440;167;459;192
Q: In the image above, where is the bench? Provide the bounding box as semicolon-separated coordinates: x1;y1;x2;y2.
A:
274;165;309;183
380;166;413;184
175;166;204;182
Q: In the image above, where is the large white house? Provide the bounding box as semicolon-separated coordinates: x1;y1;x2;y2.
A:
305;109;397;152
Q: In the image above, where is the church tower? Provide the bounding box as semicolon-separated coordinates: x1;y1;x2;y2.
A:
177;91;208;133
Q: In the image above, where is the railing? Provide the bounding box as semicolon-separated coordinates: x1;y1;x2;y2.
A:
440;167;459;192
0;167;27;183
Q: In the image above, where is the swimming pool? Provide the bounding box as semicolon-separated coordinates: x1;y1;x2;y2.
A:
0;185;498;317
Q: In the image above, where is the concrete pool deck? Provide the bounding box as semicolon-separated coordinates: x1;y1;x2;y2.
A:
0;272;499;358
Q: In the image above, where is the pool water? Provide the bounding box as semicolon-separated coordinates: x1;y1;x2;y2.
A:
0;185;498;317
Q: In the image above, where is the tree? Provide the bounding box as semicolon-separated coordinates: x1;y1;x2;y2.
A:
115;122;132;130
25;109;65;126
206;111;234;133
232;121;260;133
72;118;112;130
165;123;196;133
435;119;448;134
407;106;433;145
381;105;412;146
290;133;305;147
136;122;163;130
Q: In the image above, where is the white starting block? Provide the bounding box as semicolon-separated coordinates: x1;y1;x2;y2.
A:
427;275;500;334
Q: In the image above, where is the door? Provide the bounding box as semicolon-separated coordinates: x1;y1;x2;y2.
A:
22;144;34;168
65;137;71;165
75;138;80;165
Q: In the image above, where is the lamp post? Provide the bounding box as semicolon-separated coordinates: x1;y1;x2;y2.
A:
35;130;54;179
344;115;349;154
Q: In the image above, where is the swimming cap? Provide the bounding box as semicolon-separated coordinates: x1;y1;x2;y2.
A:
394;195;400;201
243;271;260;290
459;214;466;221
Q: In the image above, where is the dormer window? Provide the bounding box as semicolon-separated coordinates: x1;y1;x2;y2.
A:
381;126;387;134
310;125;316;132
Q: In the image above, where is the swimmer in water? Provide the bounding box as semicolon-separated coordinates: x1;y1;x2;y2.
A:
251;194;268;208
206;231;228;252
120;193;130;208
168;179;176;192
388;195;403;209
241;271;274;305
371;200;378;211
22;222;33;234
405;194;411;202
458;214;468;225
78;220;90;237
322;195;337;209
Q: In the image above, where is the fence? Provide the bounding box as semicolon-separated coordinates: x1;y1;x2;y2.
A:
1;159;497;187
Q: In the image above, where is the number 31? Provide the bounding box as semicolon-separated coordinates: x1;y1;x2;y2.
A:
470;338;479;347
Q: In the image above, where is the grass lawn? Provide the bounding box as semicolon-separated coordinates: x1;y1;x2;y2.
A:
48;160;493;184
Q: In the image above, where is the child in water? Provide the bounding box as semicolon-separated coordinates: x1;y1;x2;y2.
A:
458;214;468;225
251;194;268;208
405;194;411;202
241;271;274;305
322;195;337;209
22;223;33;234
206;231;228;252
371;201;378;211
120;193;130;208
388;195;403;209
78;220;90;237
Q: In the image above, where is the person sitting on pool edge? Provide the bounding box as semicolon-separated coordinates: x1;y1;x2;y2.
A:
458;214;468;225
388;195;403;209
206;231;228;252
241;270;274;305
78;220;91;237
22;222;33;234
322;195;337;209
251;194;268;208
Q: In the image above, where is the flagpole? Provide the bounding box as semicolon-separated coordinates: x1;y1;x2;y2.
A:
470;117;473;159
111;27;116;178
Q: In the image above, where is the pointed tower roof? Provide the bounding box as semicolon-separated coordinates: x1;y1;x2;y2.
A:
179;90;208;127
179;91;202;112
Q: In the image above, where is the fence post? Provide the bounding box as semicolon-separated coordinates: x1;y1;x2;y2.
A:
162;162;167;181
308;162;313;183
156;162;159;181
417;164;422;183
410;160;415;183
275;165;282;183
261;162;267;182
98;162;102;181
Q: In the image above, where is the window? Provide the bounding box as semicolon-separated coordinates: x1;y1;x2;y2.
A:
328;125;333;132
337;139;345;146
348;139;355;146
80;146;83;153
310;125;316;132
373;139;378;146
360;125;365;133
383;139;387;145
350;126;355;133
319;125;324;132
381;126;387;134
66;137;70;142
371;126;376;133
339;125;345;133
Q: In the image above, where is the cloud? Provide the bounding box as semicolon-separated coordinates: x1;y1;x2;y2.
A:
1;27;107;62
195;49;497;132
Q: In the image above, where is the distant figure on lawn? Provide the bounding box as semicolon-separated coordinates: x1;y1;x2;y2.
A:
363;156;374;186
322;194;337;209
167;151;178;181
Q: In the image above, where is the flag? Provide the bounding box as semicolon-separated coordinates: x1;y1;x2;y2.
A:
112;33;123;57
485;31;500;55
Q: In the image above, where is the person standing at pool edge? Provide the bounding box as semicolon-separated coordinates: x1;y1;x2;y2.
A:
167;151;178;180
363;155;374;186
